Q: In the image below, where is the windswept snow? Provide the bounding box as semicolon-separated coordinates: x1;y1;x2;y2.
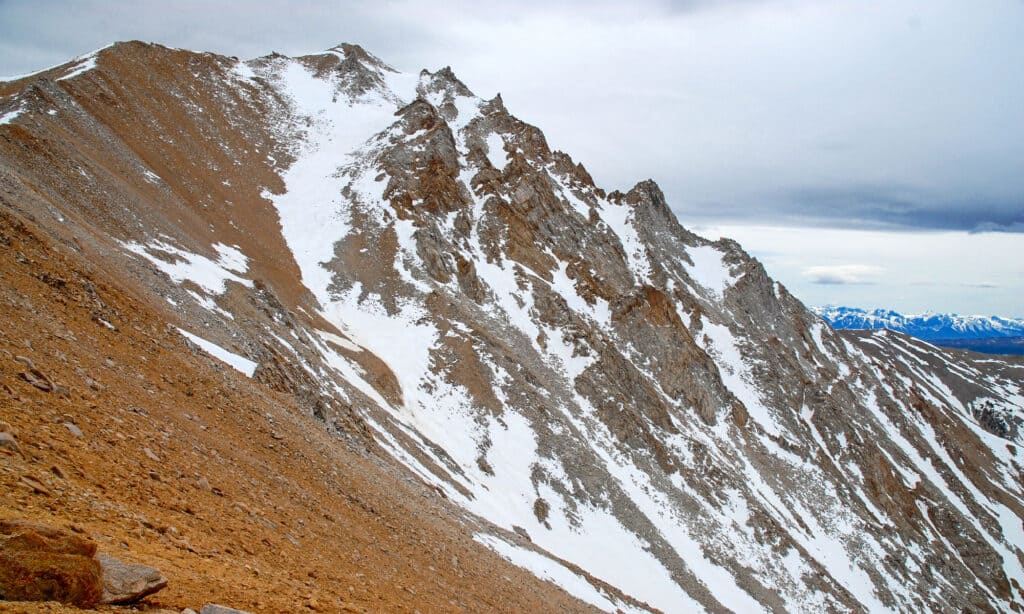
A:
57;54;100;81
486;132;508;171
600;201;652;282
261;58;417;306
176;328;257;377
698;318;782;437
474;533;648;613
0;43;112;82
0;105;25;125
122;239;252;296
686;245;733;299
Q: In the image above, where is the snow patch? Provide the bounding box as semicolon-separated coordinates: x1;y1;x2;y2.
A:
486;132;508;171
600;201;652;282
122;239;252;296
176;328;257;377
686;245;732;299
474;534;649;613
0;105;24;125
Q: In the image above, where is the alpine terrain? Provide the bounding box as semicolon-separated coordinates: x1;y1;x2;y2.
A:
817;307;1024;356
1;42;1023;613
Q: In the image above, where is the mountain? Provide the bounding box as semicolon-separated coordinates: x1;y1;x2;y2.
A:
817;306;1024;355
2;41;1023;612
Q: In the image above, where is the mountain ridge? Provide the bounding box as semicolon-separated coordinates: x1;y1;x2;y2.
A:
1;40;1023;612
816;306;1024;355
815;306;1024;339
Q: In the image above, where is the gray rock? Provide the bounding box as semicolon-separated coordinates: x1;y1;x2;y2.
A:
1;431;25;460
200;605;253;614
64;422;83;437
0;431;19;451
97;553;168;604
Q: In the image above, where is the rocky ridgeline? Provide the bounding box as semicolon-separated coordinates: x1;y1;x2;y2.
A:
1;41;1023;612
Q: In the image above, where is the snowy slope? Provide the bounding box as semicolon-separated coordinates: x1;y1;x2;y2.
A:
3;41;1023;613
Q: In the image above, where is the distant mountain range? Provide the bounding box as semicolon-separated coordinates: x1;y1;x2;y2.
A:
815;306;1024;354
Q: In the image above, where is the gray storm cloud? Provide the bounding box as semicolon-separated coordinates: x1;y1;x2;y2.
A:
2;0;1021;234
2;1;1023;316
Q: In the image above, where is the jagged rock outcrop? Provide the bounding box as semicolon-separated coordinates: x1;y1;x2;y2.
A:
1;41;1022;612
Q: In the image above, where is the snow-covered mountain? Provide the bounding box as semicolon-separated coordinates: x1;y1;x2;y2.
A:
817;306;1024;355
3;41;1024;612
816;306;1024;340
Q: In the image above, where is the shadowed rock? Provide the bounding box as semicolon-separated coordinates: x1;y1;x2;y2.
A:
97;553;168;604
200;604;253;614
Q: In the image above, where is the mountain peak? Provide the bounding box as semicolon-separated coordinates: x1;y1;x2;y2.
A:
417;65;475;100
2;41;1023;613
326;42;392;70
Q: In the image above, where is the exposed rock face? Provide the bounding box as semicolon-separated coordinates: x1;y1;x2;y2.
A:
1;41;1022;612
0;520;103;606
97;553;168;604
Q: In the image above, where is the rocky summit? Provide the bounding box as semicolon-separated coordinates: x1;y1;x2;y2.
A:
1;41;1022;613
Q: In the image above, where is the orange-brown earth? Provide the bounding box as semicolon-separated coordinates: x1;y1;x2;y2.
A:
0;208;596;613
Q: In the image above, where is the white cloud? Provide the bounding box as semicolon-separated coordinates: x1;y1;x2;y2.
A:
696;224;1024;316
802;264;883;285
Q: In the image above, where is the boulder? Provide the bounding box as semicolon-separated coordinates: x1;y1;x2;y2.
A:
97;553;168;604
0;520;103;606
200;604;254;614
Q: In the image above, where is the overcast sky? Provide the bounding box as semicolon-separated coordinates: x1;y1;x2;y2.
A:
2;0;1022;315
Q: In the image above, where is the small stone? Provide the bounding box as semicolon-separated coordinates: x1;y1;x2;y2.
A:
200;605;253;614
50;465;66;479
0;431;22;455
183;609;199;614
20;370;52;392
20;475;51;495
148;470;161;481
197;477;211;491
96;553;168;604
144;447;161;462
64;422;83;437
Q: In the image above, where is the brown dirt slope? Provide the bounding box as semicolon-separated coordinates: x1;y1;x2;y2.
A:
0;205;596;613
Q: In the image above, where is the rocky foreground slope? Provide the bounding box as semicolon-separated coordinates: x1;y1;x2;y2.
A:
1;42;1023;612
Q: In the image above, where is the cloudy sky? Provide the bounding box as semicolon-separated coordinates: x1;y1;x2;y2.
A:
3;0;1022;315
